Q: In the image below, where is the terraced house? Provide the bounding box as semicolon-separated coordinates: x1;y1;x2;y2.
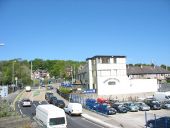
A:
77;55;170;96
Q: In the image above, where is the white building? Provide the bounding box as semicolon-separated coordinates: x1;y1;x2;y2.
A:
78;55;158;96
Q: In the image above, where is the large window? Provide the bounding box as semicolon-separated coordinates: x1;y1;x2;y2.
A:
102;57;110;63
113;58;117;64
49;117;65;125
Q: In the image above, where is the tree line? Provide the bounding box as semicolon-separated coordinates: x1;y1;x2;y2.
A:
0;59;169;86
0;59;85;85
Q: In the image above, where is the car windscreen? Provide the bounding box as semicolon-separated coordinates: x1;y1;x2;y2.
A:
58;100;64;104
49;117;65;125
23;99;30;102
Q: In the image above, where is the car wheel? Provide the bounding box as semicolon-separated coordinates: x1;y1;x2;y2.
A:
149;123;154;128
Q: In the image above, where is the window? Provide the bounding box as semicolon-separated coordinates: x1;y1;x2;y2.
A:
108;81;116;85
92;59;96;65
49;117;65;125
113;58;117;64
102;57;110;63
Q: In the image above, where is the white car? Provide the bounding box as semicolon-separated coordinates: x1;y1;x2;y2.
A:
22;99;32;107
25;86;31;92
64;103;82;116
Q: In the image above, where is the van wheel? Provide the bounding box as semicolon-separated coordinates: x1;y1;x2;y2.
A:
69;112;72;116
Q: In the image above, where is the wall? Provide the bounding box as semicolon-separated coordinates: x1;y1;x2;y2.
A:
97;77;158;95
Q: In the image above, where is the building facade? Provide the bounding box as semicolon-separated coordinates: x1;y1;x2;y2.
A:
78;55;158;95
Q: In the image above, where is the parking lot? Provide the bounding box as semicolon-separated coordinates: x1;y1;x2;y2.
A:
107;109;170;128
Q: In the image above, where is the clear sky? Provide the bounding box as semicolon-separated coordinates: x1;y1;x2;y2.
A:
0;0;170;65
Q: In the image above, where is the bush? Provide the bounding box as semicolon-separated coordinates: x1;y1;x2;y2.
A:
59;87;72;94
0;100;18;117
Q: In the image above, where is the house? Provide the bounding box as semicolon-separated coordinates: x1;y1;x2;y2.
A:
77;55;160;96
32;69;50;79
127;65;170;83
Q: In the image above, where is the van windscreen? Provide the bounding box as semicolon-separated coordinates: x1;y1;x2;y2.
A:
49;117;65;125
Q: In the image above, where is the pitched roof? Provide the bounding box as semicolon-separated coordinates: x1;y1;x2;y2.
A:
127;65;170;75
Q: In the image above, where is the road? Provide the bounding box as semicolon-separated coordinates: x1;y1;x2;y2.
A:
15;91;104;128
14;86;170;128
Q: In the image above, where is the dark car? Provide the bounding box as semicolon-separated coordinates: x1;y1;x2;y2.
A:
146;116;170;128
49;96;58;104
52;99;65;108
47;85;53;90
144;99;161;110
111;103;128;113
97;103;117;115
45;92;53;102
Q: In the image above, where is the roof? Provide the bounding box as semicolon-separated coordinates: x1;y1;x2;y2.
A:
37;104;64;115
86;55;126;60
127;65;170;75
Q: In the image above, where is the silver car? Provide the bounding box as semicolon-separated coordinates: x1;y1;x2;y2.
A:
135;102;150;111
21;99;32;107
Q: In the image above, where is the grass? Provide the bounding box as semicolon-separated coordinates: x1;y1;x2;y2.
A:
33;90;40;97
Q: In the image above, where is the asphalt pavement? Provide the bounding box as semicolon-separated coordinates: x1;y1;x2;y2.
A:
50;87;120;128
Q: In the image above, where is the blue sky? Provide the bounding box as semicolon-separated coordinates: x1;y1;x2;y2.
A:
0;0;170;65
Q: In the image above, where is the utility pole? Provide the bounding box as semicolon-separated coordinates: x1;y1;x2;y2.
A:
12;61;16;84
31;61;32;80
71;66;73;84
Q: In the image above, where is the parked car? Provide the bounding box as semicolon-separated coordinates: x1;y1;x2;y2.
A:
52;99;65;109
97;97;108;104
21;98;31;107
45;92;53;102
123;102;139;112
161;101;170;109
97;103;117;115
135;102;150;111
146;116;170;128
144;98;161;110
85;98;97;110
64;103;82;116
49;96;58;104
111;103;128;113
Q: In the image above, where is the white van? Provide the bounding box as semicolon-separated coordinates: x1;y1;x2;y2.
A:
64;103;82;116
25;86;31;92
153;91;170;102
36;104;67;128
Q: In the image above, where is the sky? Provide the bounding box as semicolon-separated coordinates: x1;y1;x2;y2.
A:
0;0;170;65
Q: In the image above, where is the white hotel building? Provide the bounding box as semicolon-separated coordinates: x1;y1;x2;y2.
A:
77;55;158;96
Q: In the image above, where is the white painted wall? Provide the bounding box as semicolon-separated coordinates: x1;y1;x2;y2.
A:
97;77;158;95
79;56;158;96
